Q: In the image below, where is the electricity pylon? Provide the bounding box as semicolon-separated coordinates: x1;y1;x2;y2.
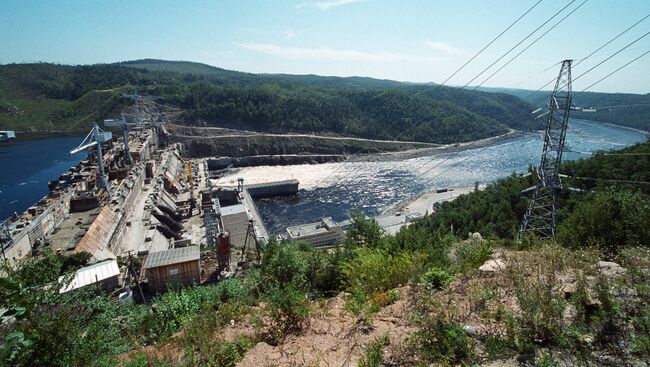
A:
518;59;573;240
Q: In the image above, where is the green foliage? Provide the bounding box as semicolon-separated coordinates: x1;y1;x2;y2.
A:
507;246;567;348
177;308;256;367
265;284;310;340
151;286;219;337
558;188;650;255
359;334;389;367
345;211;384;249
341;248;413;295
411;316;475;364
0;61;540;143
420;172;534;240
454;239;494;273
260;240;309;290
632;305;650;356
422;266;451;290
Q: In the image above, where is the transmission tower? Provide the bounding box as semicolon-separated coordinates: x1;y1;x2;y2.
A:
518;59;573;240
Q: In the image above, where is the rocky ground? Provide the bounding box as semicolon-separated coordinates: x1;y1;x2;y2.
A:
121;238;650;366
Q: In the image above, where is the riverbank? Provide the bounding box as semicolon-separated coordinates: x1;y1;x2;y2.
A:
384;186;476;216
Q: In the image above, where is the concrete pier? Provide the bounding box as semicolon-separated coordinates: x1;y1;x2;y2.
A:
246;179;299;198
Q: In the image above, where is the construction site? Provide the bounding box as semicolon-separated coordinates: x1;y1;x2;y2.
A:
0;95;310;299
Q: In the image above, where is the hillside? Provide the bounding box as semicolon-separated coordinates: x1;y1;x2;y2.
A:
0;60;538;143
2;139;649;366
482;86;650;132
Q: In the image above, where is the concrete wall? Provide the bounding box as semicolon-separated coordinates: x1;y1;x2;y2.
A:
2;233;31;268
246;179;299;198
110;165;146;255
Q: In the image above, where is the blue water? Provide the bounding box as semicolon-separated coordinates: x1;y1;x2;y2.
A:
0;136;84;220
256;119;648;235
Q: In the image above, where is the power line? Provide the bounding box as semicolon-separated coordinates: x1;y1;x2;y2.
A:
437;0;544;88
602;153;650;156
324;2;568;187
473;0;589;91
530;30;650;106
577;103;650;110
575;50;650;95
572;32;649;84
462;0;577;89
512;61;562;87
563;175;650;185
524;13;649;102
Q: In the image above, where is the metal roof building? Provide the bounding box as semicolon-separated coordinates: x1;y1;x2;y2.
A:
143;246;201;293
59;259;120;293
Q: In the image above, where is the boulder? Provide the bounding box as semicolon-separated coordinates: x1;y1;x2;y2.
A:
597;261;627;278
479;259;506;273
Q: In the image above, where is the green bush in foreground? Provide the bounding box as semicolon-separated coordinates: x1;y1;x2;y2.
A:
411;316;474;364
422;266;451;290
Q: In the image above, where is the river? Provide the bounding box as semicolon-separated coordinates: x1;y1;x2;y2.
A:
0;136;84;221
254;119;648;235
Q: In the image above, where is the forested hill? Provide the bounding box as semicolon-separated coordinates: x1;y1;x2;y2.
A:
482;86;650;132
0;60;539;143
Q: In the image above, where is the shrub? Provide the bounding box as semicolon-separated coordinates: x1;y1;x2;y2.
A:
422;266;451;290
558;188;650;256
359;334;389;367
345;211;384;249
341;248;413;295
454;238;493;273
261;241;309;290
508;254;566;346
151;285;220;337
411;316;474;364
215;278;250;304
632;305;650;356
266;284;309;339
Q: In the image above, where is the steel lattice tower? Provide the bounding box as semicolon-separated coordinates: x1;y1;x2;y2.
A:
518;59;573;240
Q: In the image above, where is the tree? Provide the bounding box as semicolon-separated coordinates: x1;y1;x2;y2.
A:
557;188;650;255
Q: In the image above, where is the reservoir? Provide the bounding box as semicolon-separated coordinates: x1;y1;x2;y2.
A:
0;136;84;221
2;120;647;233
254;119;648;235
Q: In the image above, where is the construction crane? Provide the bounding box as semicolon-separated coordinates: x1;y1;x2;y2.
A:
121;90;143;125
70;123;113;197
104;112;133;164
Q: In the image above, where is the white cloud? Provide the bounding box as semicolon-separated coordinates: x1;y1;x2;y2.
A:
423;41;461;56
284;29;297;40
295;0;368;11
235;42;446;64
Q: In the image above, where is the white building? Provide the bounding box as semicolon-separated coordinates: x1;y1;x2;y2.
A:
220;204;250;248
286;217;345;248
59;259;120;293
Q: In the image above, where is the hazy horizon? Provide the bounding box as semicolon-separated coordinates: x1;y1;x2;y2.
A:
2;0;649;94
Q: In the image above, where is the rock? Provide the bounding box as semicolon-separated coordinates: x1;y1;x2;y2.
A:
562;282;577;298
562;304;577;325
479;259;506;273
471;232;484;241
597;261;627;278
463;325;478;336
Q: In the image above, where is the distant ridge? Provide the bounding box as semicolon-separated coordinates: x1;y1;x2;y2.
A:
1;59;541;142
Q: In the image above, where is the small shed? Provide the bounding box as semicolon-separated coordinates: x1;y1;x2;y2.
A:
59;259;120;294
143;246;200;293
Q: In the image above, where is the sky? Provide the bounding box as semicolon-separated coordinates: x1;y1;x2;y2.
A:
1;0;649;93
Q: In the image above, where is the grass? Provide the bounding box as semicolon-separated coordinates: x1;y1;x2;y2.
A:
359;334;390;367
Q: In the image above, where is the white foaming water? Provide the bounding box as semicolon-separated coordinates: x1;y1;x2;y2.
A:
226;120;647;235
